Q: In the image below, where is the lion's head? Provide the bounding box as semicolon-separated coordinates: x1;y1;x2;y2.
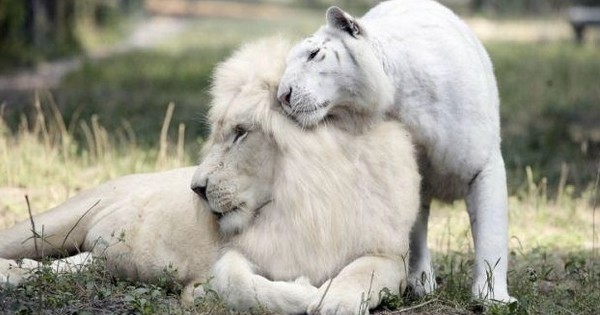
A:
190;38;291;235
277;6;394;128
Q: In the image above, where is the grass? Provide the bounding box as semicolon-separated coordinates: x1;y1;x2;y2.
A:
0;96;191;227
0;256;235;314
0;10;599;315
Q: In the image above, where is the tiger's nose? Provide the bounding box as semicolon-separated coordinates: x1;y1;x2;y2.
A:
278;87;292;107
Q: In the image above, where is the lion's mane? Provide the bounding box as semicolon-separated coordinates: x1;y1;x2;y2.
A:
208;37;421;290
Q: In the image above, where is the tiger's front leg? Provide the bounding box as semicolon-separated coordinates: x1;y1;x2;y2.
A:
466;152;514;303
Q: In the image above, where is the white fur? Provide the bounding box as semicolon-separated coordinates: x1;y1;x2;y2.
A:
192;37;421;314
278;0;514;302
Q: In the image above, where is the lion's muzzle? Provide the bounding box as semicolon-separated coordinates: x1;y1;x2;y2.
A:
191;182;208;200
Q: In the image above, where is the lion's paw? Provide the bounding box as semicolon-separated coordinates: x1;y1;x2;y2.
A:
294;276;317;290
307;283;366;315
0;258;35;287
307;296;364;315
0;271;8;286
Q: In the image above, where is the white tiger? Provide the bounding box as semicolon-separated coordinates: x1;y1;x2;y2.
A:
277;0;514;303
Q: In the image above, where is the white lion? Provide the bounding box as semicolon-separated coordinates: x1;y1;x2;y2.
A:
1;37;421;314
277;0;513;303
192;37;420;314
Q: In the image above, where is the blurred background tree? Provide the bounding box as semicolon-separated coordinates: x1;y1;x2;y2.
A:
0;0;142;71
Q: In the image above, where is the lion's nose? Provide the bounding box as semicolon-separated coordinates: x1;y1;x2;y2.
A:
278;87;292;107
191;182;208;201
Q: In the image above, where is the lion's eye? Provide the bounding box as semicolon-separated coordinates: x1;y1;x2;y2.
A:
233;125;249;143
307;48;320;61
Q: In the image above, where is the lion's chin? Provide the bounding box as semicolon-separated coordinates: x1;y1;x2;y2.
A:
215;201;272;236
216;209;252;236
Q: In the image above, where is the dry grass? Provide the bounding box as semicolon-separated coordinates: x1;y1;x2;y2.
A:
0;95;190;229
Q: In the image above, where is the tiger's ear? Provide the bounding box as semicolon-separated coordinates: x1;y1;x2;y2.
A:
326;6;361;38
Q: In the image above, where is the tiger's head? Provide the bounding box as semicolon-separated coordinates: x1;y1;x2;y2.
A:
277;6;394;128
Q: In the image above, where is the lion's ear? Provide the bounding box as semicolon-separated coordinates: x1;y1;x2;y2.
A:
326;6;361;38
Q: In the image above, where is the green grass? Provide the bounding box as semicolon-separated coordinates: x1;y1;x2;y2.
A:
0;257;234;315
0;12;599;315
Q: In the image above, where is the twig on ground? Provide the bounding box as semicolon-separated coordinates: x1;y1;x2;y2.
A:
313;277;334;313
61;199;101;251
25;194;39;257
380;298;437;314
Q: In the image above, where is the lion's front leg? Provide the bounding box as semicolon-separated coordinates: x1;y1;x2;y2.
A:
212;249;318;314
308;255;407;315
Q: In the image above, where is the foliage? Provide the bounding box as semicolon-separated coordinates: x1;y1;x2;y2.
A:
0;257;216;314
0;0;142;72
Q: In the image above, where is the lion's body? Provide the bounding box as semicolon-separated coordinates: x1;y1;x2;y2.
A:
0;167;218;304
278;0;513;302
